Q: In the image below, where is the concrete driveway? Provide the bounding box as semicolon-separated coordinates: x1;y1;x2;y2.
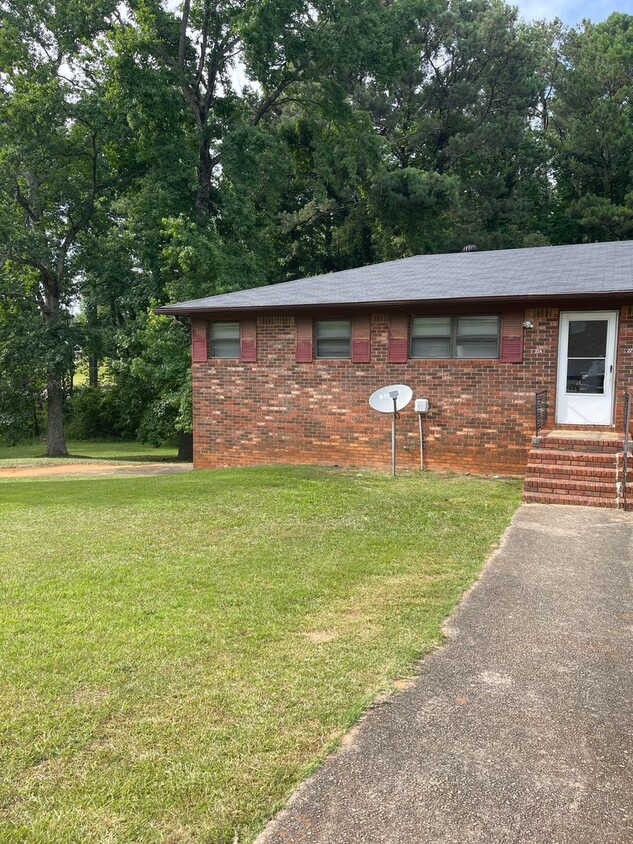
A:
257;504;633;844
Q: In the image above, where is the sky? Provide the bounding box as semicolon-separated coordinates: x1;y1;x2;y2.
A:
515;0;633;25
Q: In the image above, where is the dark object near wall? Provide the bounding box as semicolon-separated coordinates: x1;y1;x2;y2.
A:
177;430;193;461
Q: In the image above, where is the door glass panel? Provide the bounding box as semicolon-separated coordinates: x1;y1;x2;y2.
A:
568;320;607;357
566;358;605;394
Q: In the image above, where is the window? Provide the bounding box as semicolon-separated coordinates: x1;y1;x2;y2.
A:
410;316;451;358
455;316;499;358
210;321;240;358
315;319;351;359
410;315;499;359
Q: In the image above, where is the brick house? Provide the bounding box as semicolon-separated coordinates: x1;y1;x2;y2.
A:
157;240;633;507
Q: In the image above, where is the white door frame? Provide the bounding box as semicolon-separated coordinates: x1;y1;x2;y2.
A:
555;310;618;426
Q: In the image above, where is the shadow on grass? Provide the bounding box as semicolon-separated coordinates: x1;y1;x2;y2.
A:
66;453;187;464
0;439;184;466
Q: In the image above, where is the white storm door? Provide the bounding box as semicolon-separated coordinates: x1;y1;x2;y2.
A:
556;311;618;425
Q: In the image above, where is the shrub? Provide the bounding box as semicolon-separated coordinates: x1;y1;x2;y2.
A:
64;386;126;440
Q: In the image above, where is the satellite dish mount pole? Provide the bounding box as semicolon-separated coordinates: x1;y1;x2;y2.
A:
389;390;398;477
368;385;412;479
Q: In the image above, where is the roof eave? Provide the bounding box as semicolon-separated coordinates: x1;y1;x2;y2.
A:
154;289;633;317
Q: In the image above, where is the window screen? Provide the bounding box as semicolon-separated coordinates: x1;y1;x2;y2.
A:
210;322;240;358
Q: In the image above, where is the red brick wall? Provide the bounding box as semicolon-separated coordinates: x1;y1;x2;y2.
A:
615;305;633;430
192;306;584;475
193;304;633;474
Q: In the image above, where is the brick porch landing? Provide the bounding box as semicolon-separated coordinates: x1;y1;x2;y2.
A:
523;430;632;509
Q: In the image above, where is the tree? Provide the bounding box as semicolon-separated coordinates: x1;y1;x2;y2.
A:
548;13;633;243
356;0;547;252
0;0;118;455
121;0;384;219
0;296;47;444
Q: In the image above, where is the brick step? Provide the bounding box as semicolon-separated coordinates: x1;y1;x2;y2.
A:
527;449;618;467
524;477;633;497
522;491;627;509
525;463;618;480
534;437;624;453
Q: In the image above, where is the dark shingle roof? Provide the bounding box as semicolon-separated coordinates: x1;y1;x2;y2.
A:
155;240;633;315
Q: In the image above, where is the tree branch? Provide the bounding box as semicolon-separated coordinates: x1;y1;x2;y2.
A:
178;0;192;70
252;69;303;126
14;178;38;224
55;130;99;283
193;0;211;91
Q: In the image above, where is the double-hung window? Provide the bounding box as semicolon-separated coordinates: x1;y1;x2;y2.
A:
410;315;499;359
209;321;240;358
410;317;452;358
455;316;499;358
315;319;351;359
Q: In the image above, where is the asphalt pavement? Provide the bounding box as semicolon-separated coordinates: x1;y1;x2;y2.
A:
256;504;633;844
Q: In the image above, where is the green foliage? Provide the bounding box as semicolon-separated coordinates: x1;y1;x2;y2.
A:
372;168;458;255
64;386;125;440
1;0;632;446
356;0;548;251
0;0;121;453
0;298;59;444
111;312;191;444
160;216;226;303
549;14;633;241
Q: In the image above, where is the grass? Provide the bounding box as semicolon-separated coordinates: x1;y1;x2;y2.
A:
0;440;178;469
0;466;521;843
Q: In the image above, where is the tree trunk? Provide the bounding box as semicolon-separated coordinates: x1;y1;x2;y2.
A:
46;380;68;457
42;269;69;457
195;139;212;218
177;430;193;461
89;355;99;387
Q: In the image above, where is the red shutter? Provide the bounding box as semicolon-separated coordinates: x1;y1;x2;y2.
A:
296;317;313;362
499;312;524;363
240;318;257;362
191;318;208;362
388;315;409;363
352;314;371;363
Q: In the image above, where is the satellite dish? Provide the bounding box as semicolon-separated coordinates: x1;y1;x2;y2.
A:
368;384;413;477
369;384;413;413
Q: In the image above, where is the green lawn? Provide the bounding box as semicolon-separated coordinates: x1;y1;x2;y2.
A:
0;467;521;843
0;440;178;469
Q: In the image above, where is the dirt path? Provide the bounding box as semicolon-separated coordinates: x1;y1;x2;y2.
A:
0;462;193;479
